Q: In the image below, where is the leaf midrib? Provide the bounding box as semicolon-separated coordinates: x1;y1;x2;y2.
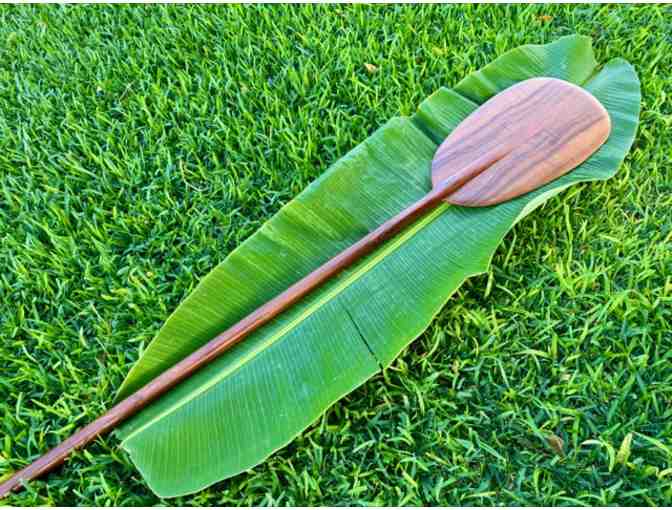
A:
122;46;616;442
122;201;449;442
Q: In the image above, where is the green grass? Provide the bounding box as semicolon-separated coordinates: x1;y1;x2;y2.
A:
0;4;670;506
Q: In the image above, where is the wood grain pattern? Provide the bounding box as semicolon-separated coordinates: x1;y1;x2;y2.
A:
0;77;611;498
432;77;611;206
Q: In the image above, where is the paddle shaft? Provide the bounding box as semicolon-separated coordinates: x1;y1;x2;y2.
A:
0;163;491;497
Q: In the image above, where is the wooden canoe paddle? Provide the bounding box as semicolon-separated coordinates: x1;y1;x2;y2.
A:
0;77;611;498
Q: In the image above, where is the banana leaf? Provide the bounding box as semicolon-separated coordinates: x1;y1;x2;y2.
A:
116;35;640;497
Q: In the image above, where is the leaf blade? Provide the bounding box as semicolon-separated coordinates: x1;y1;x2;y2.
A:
117;36;640;498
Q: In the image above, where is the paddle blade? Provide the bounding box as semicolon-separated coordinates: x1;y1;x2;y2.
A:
431;77;611;206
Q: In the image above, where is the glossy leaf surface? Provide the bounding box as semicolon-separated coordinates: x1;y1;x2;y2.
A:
117;35;640;497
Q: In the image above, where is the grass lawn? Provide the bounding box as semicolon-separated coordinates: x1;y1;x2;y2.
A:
0;4;670;506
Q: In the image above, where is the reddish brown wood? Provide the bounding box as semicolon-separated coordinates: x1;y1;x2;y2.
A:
432;77;611;206
0;77;611;499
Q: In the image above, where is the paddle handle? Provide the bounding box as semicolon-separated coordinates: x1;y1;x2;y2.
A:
0;168;480;498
